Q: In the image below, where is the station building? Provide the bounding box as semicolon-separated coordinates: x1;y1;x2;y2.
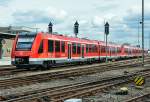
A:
0;26;32;59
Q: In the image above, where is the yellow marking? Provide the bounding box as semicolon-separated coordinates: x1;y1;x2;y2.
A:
135;77;143;85
134;76;139;83
138;80;144;86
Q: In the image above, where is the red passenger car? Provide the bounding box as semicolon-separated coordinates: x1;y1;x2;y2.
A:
11;32;142;68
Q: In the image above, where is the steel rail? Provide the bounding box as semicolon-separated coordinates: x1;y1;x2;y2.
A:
3;69;150;102
125;93;150;102
0;59;147;89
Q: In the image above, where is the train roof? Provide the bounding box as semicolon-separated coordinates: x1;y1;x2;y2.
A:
43;32;122;47
37;32;141;49
123;45;141;50
43;32;99;45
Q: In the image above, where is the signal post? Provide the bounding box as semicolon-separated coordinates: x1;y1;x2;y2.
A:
105;22;109;63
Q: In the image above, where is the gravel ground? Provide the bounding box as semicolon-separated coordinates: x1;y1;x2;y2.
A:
0;63;111;80
83;73;150;102
0;61;141;80
1;65;149;98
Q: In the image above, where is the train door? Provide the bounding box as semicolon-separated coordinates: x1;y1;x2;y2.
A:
81;45;84;58
68;44;71;59
99;45;101;60
110;47;111;57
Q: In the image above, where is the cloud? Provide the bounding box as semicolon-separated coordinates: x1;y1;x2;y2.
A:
91;16;104;28
0;0;10;5
0;0;150;48
12;7;67;25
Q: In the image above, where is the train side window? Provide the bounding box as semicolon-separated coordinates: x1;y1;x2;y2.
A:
116;48;118;53
117;48;119;53
106;46;109;52
114;47;116;54
92;45;95;52
101;46;106;53
111;47;114;54
118;48;120;53
72;43;77;54
55;41;60;52
91;45;94;52
99;45;101;51
125;48;128;53
89;45;92;53
111;47;113;53
93;45;95;52
93;45;96;52
38;40;43;53
101;46;103;53
77;43;81;54
95;45;98;52
61;41;65;52
48;40;53;52
110;47;112;53
86;44;88;53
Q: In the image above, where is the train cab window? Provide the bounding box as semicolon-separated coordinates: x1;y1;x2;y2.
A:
55;41;60;52
38;40;43;53
77;43;81;54
72;43;77;54
61;41;65;53
16;32;36;51
48;40;53;52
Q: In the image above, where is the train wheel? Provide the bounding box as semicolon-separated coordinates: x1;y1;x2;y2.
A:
42;62;49;70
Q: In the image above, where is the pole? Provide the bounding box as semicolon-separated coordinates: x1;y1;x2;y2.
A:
138;19;140;61
106;35;108;63
142;0;144;66
138;19;140;47
149;33;150;50
104;20;105;42
0;40;1;59
105;22;109;63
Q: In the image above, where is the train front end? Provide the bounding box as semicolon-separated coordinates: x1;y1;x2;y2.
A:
11;32;39;67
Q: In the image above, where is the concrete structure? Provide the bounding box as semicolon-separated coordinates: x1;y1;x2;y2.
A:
0;26;33;59
0;26;30;34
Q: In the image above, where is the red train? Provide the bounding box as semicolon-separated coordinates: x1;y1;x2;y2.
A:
11;32;143;68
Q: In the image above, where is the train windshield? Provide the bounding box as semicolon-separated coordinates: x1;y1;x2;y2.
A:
16;32;37;50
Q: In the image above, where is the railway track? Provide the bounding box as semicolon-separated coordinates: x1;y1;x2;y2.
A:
0;68;28;76
125;93;150;102
0;65;15;71
0;65;28;76
0;57;146;78
2;67;150;102
0;57;143;76
0;57;148;89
